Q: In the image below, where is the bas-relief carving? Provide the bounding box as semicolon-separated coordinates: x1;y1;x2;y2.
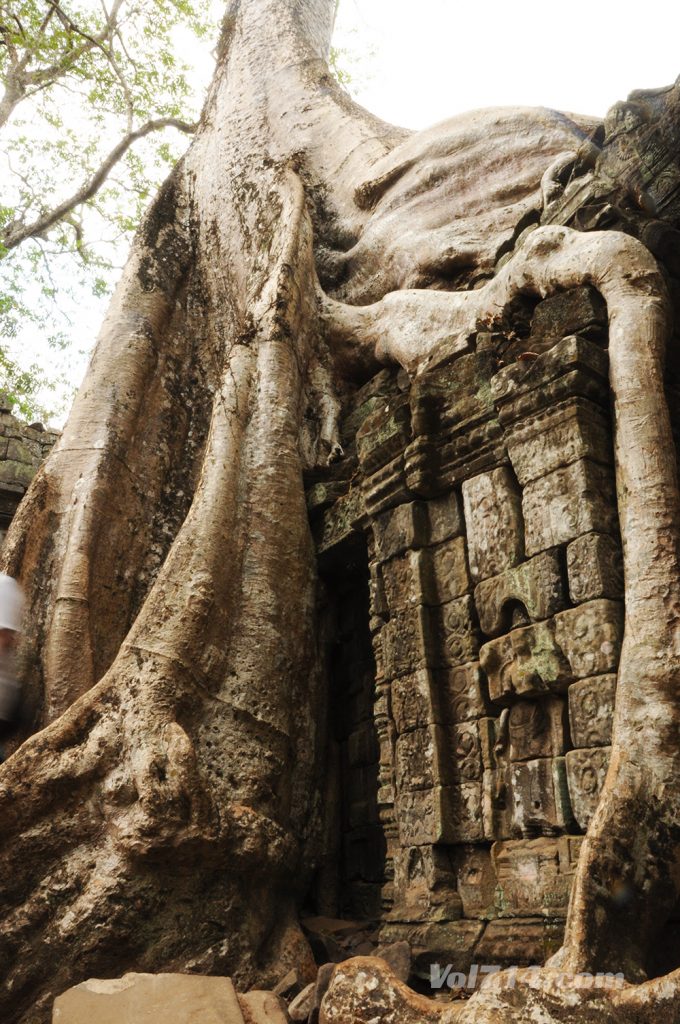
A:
311;302;626;961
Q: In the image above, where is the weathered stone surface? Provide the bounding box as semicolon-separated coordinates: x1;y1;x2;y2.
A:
508;756;573;837
566;745;611;829
436;595;481;667
504;399;613;486
567;532;624;604
240;990;290;1023
492;836;582;918
356;397;411;474
437;662;490;723
529;285;608;346
474;550;566;636
372;501;428;562
522;459;618;555
451;845;497;920
568;674;616;748
52;974;244;1024
391;670;438;733
288;982;316;1022
392;846;462;923
395;725;443;792
553;600;623;679
506;698;569;762
396;783;482;846
480;620;573;702
490;335;609;415
462;468;525;582
381;606;437;679
427;537;471;604
316;487;366;554
426;490;464;544
381;549;432;611
474;918;564;968
447;720;484;783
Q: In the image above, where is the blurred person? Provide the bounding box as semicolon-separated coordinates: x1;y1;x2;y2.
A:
0;574;23;763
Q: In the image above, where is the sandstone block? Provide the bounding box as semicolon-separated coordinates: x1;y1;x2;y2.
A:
395;725;444;792
436;595;481;667
474;918;564;968
503;698;569;762
52;973;244;1024
553;600;623;679
508;756;573;837
462;468;525;582
474;550;566;636
522;458;618;555
491;836;581;918
505;399;612;486
447;720;484;783
381;605;437;679
565;745;611;829
567;532;624;604
426;489;464;543
356;397;411;474
427;536;471;604
381;549;433;611
480;620;573;702
450;845;497;919
568;674;616;748
240;990;289;1023
437;662;490;723
372;501;428;561
391;670;438;733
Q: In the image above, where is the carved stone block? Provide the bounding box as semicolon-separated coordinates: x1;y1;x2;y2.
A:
447;721;483;783
565;746;611;829
474;550;566;637
381;549;432;611
437;662;490;723
356;397;411;474
427;537;471;604
373;501;428;562
491;837;581;918
553;600;623;679
450;846;497;919
505;399;613;486
474;917;565;968
508;757;573;837
391;670;438;734
568;674;616;748
381;605;437;679
482;768;513;841
437;595;481;667
316;487;366;555
479;620;573;702
396;786;452;846
567;532;624;604
504;698;569;763
395;725;443;792
529;285;607;346
426;489;464;544
447;782;485;843
522;459;618;556
462;468;525;582
392;845;463;923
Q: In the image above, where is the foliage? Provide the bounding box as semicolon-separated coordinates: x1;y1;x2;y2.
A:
0;0;219;422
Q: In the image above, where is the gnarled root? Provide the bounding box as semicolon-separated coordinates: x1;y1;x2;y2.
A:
322;224;680;996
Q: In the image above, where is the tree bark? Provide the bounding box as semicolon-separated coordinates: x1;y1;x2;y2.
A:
1;1;680;1021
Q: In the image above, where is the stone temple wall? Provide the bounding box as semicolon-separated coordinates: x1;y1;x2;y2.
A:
0;407;59;550
307;285;630;978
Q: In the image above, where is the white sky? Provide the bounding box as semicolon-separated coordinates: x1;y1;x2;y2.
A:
334;0;680;127
8;0;680;426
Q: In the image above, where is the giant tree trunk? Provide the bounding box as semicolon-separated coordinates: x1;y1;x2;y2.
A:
1;2;680;1022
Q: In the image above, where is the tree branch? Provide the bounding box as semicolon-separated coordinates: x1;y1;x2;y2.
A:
1;116;195;251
